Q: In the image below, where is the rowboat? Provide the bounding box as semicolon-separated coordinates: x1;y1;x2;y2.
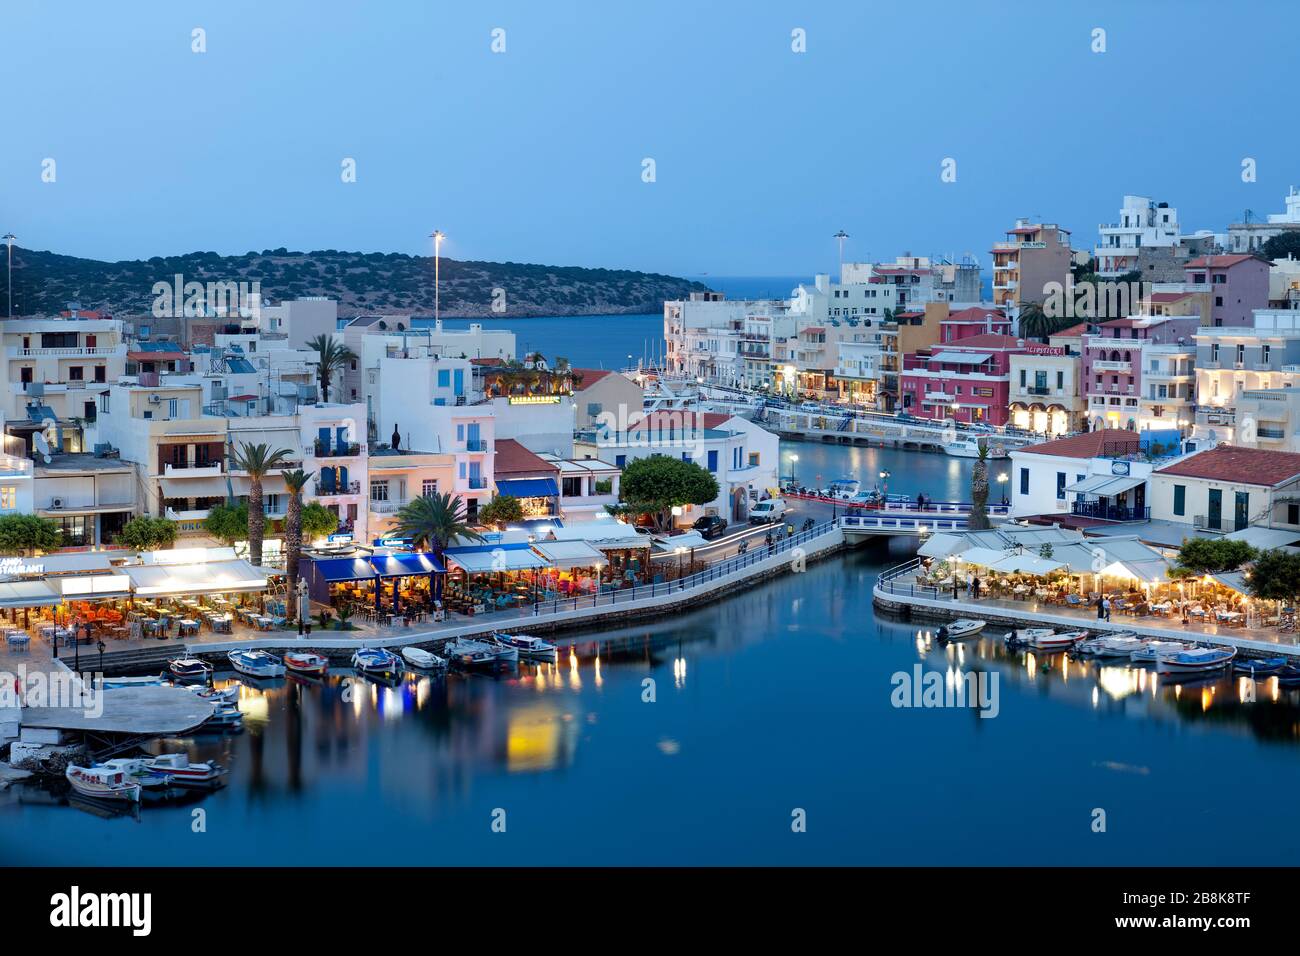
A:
1156;646;1237;676
401;646;447;670
1078;633;1145;658
1232;657;1288;676
168;658;213;682
65;765;141;803
227;649;285;678
203;703;244;730
1130;640;1192;663
1010;629;1085;650
187;683;240;703
100;675;165;689
351;647;401;674
444;638;518;673
143;753;227;788
937;619;986;641
283;651;329;676
489;632;558;662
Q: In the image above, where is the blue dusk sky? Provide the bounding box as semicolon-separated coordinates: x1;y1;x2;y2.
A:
0;0;1294;278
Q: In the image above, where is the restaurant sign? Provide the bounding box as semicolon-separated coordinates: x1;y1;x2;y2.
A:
1022;344;1065;356
508;395;562;405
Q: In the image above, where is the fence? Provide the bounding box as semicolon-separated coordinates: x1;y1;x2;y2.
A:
875;558;944;599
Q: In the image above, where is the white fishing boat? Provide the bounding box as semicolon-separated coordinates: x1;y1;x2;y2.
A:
187;683;240;703
351;646;401;674
444;638;518;672
1011;628;1085;650
99;675;165;690
489;632;558;662
204;703;244;730
168;658;213;682
65;764;141;803
227;649;285;678
401;646;447;670
1130;640;1192;663
284;651;329;676
824;476;861;499
944;439;1008;460
97;758;171;790
938;619;986;640
1156;646;1237;676
1077;633;1144;657
143;753;227;787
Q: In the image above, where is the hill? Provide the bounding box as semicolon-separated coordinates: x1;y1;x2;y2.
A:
3;246;710;318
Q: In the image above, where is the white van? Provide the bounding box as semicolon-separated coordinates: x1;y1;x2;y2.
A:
749;499;788;525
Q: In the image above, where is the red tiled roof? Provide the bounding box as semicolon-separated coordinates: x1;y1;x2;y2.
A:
1149;291;1194;303
946;307;1006;323
1097;318;1142;329
227;394;258;401
802;327;825;334
1052;322;1088;337
493;438;560;478
1186;254;1263;269
469;357;504;366
1017;429;1141;460
1155;445;1300;487
570;367;614;386
630;410;731;431
1007;226;1039;235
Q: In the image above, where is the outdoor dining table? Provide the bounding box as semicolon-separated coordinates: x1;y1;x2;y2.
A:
177;619;200;637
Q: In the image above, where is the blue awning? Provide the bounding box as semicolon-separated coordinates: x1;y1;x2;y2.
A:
370;553;444;576
309;557;378;583
495;477;559;498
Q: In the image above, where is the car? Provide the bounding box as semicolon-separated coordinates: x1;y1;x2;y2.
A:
692;515;729;540
894;411;919;423
966;422;996;434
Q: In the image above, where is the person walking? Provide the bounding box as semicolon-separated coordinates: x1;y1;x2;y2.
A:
1096;596;1105;621
1103;596;1112;622
971;575;981;601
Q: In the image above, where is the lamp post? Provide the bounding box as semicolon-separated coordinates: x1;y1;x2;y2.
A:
2;233;14;318
789;453;799;486
997;472;1009;506
430;230;445;323
879;469;891;497
833;229;849;276
951;555;963;601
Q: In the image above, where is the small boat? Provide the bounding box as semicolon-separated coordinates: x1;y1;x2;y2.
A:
1275;665;1300;687
1156;646;1237;676
100;674;165;690
824;476;861;499
227;649;285;678
489;632;558;662
283;651;329;676
1233;657;1289;676
203;703;245;730
401;646;447;670
943;440;985;459
168;658;213;682
143;753;227;788
1130;640;1192;663
1009;628;1084;650
444;638;518;673
1078;633;1145;658
351;647;401;674
97;758;171;790
65;764;141;803
937;619;986;641
187;683;240;703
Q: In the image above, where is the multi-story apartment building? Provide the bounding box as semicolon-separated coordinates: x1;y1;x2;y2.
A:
1227;186;1300;254
1232;387;1300;454
1094;195;1184;278
0;434;34;525
1008;326;1086;435
366;446;456;541
840;256;981;309
990;219;1073;309
900;331;1026;425
1082;314;1198;434
33;452;136;548
833;332;886;407
663;292;791;385
3;315;129;425
1184;255;1270;327
1193;309;1300;443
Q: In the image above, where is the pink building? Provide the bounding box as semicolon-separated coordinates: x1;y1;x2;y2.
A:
937;306;1012;344
1185;255;1269;327
1082;315;1199;432
900;332;1025;426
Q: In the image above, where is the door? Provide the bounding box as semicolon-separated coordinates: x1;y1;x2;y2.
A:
1207;488;1222;531
1133;484;1145;519
318;427;331;455
336;426;347;453
1234;491;1249;532
466;422;480;450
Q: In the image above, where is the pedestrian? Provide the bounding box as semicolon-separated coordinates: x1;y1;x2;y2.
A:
971;575;981;601
1096;596;1105;621
1103;597;1112;622
917;492;926;512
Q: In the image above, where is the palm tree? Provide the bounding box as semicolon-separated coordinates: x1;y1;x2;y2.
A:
281;468;313;621
306;334;358;404
394;493;486;598
232;442;294;567
969;440;991;530
1017;301;1051;341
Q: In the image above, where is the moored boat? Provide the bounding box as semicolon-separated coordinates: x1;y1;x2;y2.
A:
1275;665;1300;686
1009;628;1084;650
1130;640;1192;663
444;638;518;673
100;674;165;690
1078;633;1145;658
1233;657;1289;676
97;758;171;790
283;650;329;676
1156;646;1237;677
227;649;286;678
65;764;141;803
489;632;558;662
351;646;401;674
401;646;447;670
168;658;213;682
187;682;240;703
203;703;245;731
143;752;227;788
937;619;986;641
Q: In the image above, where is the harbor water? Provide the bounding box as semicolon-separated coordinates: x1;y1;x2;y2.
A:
5;443;1300;865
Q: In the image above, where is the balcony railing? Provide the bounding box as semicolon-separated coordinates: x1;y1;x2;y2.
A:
464;439;488;452
163;461;223;477
314;480;361;496
467;477;487;490
1071;501;1151;522
370;498;408;514
314;439;361;457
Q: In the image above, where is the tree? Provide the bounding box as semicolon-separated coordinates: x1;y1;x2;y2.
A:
0;514;62;555
1248;548;1300;604
281;468;313;621
204;502;249;546
305;333;358;404
478;495;524;529
618;456;720;532
300;502;339;540
1017;301;1052;341
968;441;991;530
116;515;177;551
1171;537;1258;576
231;442;293;567
1262;232;1300;262
394;493;486;560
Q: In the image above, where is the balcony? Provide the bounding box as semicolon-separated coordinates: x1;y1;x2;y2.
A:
370;498;409;514
463;439;488;452
313;480;361;496
1071;501;1151;522
466;477;487;490
314;439;361;457
163;461;223;478
6;346;120;358
1094;360;1131;373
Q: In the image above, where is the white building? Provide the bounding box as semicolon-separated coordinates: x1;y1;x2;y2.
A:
1228;187;1300;254
3;315;129;424
1095;195;1184;277
1008;429;1152;523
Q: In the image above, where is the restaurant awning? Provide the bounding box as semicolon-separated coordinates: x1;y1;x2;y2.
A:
919;533;971;559
122;559;270;595
1101;559;1170;584
0;580;61;608
1224;526;1300;550
309;557;379;583
370;553;445;576
930;351;992;365
988;552;1065;575
53;574;132;598
532;540;606;569
1212;571;1251;595
1065;475;1144;497
31;552;120;575
949;546;1012;568
444;545;547;573
495;477;559;498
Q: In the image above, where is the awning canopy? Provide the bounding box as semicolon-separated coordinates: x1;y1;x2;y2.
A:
0;580;61;608
1213;571;1251;595
532;540;606;569
1224;526;1300;550
919;533;971;559
31;552;121;576
445;544;547;573
369;553;445;577
122;559;270;595
1065;475;1144;497
930;351;992;365
309;556;378;583
988;552;1065;575
53;574;132;598
1101;559;1170;584
495;477;559;498
948;546;1011;568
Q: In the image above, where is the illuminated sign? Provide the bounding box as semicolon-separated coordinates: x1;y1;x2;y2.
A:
508;396;561;405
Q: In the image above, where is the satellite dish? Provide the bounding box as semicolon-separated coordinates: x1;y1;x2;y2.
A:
33;432;52;464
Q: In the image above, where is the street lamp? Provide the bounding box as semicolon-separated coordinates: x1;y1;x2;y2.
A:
790;453;799;486
2;233;14;318
879;469;891;497
997;472;1009;505
430;230;445;322
951;555;963;600
833;229;850;276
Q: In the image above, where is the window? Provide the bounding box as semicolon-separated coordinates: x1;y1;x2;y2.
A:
615;454;627;468
1173;484;1185;516
1289;503;1299;525
1056;472;1066;500
707;450;718;472
586;402;602;418
370;481;389;502
68;366;83;381
1019;468;1029;496
421;479;438;498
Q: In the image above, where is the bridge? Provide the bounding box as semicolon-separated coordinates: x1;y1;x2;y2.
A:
785;495;1012;537
755;404;1044;453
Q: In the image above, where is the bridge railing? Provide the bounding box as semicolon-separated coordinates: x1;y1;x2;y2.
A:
841;514;970;533
876;558;945;600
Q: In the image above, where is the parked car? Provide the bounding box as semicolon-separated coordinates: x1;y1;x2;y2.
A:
692;515;729;540
894;411;919;423
749;499;788;525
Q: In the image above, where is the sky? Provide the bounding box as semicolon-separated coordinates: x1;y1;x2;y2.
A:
1;0;1296;279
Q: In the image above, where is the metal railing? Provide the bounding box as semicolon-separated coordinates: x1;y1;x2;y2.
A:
875;557;944;599
1071;501;1151;522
